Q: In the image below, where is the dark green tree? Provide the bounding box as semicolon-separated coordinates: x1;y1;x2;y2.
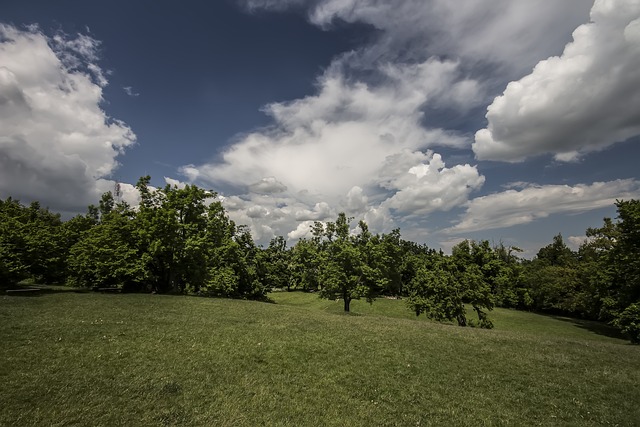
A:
67;200;146;290
314;213;383;312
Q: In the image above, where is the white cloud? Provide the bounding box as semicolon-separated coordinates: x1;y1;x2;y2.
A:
567;235;589;250
345;186;367;213
381;152;484;217
248;176;287;194
474;0;640;162
164;177;187;189
287;220;315;240
192;0;608;244
180;62;486;241
123;86;139;97
0;24;135;212
448;179;640;233
294;202;333;221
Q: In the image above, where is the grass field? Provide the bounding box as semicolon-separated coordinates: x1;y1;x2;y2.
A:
1;288;639;426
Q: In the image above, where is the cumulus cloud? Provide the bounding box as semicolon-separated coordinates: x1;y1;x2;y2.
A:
180;56;486;241
185;0;609;243
0;24;135;212
287;220;316;240
448;179;640;233
567;235;589;250
474;0;640;162
380;152;484;216
248;176;287;194
164;177;187;189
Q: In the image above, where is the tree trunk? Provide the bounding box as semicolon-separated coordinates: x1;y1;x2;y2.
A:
344;297;351;312
456;313;467;327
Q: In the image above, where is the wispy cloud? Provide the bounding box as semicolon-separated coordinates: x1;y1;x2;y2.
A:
447;179;640;234
123;86;139;97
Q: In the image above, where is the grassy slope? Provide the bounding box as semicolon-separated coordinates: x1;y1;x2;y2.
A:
1;289;639;426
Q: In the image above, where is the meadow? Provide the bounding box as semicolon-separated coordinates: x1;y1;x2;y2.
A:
1;288;639;426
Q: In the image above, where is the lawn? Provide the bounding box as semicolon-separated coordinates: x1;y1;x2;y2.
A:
1;288;639;426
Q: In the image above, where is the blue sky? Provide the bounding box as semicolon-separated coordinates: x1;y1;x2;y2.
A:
1;0;639;255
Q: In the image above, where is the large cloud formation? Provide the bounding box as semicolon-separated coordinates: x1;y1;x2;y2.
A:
474;0;640;162
0;25;136;212
181;0;594;242
181;58;485;241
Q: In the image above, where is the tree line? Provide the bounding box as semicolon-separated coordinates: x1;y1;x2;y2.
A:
1;176;639;342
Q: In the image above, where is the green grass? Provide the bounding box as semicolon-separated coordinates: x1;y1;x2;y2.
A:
1;288;639;426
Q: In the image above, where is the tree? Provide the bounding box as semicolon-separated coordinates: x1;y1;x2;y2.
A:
314;213;383;312
23;201;68;284
535;233;576;267
521;234;581;314
135;177;213;293
450;240;496;327
406;261;467;326
604;200;640;342
289;238;321;291
0;198;29;286
260;236;291;291
67;200;146;290
405;241;495;328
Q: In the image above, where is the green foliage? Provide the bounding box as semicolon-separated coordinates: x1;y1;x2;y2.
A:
0;198;29;286
518;200;640;343
67;203;146;291
260;236;291;290
0;198;69;286
614;303;640;344
289;238;321;291
406;242;496;329
308;214;389;311
406;263;466;325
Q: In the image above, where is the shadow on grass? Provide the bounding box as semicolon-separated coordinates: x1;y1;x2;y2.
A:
546;314;625;340
3;283;88;297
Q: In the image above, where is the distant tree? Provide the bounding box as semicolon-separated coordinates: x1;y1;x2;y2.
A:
405;241;495;328
536;233;576;267
289;238;321;291
23;201;67;284
67;199;146;290
0;198;29;286
260;236;291;291
522;234;580;314
605;200;640;342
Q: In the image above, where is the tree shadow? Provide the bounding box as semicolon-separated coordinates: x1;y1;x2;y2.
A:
3;283;88;297
546;314;625;340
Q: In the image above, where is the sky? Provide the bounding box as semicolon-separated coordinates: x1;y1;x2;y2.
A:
1;0;639;255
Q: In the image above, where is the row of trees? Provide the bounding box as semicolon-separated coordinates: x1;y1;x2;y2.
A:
1;178;638;341
518;200;640;342
1;177;268;300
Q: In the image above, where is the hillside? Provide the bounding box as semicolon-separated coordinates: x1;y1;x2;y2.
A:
1;289;639;426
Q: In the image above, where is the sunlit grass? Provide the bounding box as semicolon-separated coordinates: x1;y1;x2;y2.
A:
1;288;638;426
